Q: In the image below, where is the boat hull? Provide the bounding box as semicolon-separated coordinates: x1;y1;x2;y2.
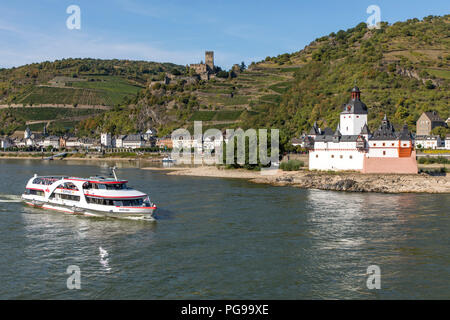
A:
23;197;156;221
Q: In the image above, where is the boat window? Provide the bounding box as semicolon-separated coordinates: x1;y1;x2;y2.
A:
97;184;107;190
113;198;144;207
86;197;111;205
60;194;80;201
27;189;45;197
61;182;78;191
105;183;127;190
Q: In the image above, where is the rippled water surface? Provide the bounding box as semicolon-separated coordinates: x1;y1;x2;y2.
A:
0;159;449;299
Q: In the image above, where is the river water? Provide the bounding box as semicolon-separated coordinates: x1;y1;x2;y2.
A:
0;159;448;299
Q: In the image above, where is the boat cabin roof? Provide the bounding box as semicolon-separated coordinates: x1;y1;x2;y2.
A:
34;176;128;184
68;177;128;184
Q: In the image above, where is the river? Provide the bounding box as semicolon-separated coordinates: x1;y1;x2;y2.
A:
0;159;448;299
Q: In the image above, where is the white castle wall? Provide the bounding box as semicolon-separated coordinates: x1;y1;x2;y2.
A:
367;140;399;157
309;141;365;171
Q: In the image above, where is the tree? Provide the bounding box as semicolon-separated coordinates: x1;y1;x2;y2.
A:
216;71;229;78
431;126;449;139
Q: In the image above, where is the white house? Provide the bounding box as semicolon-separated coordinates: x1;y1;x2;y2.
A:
445;134;450;150
101;133;112;147
66;137;81;149
115;135;126;148
79;138;97;149
122;134;144;149
43;136;60;148
414;135;442;149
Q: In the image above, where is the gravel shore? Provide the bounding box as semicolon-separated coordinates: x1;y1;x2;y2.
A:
142;166;450;193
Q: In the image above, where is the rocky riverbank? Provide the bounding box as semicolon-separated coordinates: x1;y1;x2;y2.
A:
143;166;450;194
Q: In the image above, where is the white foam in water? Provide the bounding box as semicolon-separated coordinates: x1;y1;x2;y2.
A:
0;194;22;203
99;247;109;258
121;215;156;222
99;247;111;271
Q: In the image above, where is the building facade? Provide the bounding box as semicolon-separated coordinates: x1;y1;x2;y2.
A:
101;133;112;147
416;111;446;136
414;135;442;149
445;134;450;150
309;87;417;174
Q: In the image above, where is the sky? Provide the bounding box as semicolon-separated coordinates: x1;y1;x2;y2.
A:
0;0;449;69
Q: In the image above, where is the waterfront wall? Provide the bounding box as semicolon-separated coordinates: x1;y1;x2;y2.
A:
362;151;418;174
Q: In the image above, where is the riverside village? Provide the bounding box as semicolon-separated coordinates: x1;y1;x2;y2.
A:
1;85;449;175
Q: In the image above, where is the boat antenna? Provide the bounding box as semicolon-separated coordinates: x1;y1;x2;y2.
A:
110;166;118;181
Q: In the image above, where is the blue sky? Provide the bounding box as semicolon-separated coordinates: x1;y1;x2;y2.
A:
0;0;449;69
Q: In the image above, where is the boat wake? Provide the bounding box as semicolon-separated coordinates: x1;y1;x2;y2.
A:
120;215;156;222
0;194;22;203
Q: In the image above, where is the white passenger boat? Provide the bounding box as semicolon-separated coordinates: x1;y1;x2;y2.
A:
21;169;157;220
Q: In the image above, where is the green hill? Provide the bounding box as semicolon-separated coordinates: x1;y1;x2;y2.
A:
0;58;184;135
1;15;449;142
245;15;449;142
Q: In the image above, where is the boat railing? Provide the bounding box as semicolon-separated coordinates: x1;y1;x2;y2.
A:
32;176;69;185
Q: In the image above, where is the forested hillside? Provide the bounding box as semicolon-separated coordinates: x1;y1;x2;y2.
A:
1;15;448;145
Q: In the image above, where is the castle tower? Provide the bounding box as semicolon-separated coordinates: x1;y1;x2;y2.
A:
205;51;214;72
339;86;368;135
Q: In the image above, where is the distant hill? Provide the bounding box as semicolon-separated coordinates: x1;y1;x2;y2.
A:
0;58;184;135
1;15;449;143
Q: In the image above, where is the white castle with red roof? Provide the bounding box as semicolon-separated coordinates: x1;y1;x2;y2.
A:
308;87;418;174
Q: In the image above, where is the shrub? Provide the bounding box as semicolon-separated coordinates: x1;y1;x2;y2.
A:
418;156;449;164
280;159;304;171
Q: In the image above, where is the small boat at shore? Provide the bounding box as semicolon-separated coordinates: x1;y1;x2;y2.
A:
162;156;176;163
21;168;156;220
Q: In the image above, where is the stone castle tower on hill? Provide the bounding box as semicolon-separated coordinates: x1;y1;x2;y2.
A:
189;51;216;80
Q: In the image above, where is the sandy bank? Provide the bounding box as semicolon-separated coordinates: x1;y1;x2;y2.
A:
143;166;450;194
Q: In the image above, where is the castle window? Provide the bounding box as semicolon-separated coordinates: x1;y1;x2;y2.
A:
340;155;343;159
391;143;394;146
349;155;353;159
356;116;359;118
316;154;318;158
331;155;334;158
382;143;385;146
383;151;386;156
373;143;376;146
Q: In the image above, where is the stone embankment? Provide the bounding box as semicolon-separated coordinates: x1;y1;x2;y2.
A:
144;166;450;194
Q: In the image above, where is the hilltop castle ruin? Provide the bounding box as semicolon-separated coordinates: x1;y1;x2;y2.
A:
189;51;217;80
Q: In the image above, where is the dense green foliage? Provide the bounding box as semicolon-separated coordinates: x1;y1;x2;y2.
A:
245;15;449;141
1;16;448;149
